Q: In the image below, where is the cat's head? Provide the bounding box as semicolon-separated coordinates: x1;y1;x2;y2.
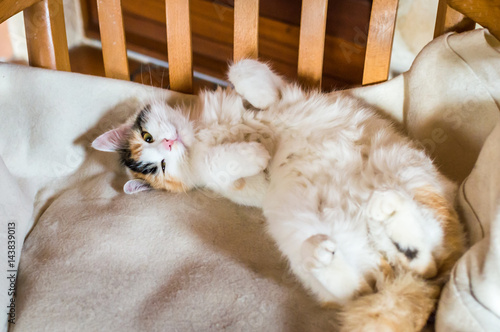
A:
92;100;195;194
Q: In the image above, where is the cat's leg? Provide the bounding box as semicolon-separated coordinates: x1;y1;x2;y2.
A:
196;141;270;206
367;189;452;278
300;234;375;304
365;135;465;280
215;172;269;207
263;187;379;305
228;59;284;109
203;142;270;183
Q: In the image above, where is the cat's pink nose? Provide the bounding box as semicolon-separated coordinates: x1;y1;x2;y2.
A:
162;138;176;151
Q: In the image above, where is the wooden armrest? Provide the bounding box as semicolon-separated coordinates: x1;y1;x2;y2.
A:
447;0;500;40
0;0;38;24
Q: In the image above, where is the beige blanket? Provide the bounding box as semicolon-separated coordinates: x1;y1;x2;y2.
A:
1;29;499;331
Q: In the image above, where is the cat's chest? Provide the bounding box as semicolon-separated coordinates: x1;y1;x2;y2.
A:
196;120;276;152
270;128;374;209
274;129;367;172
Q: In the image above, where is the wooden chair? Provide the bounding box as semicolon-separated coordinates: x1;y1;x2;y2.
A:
0;0;497;94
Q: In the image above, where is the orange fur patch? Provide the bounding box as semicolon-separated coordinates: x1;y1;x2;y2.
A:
340;271;439;332
320;301;342;310
233;178;246;190
413;186;465;278
135;172;162;190
129;131;144;158
379;257;395;281
414;187;452;225
134;172;188;193
164;177;188;192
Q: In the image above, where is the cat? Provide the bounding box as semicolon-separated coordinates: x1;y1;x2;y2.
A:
92;59;465;331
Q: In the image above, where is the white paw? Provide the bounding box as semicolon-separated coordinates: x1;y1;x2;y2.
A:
236;142;271;177
313;237;336;268
301;234;336;270
228;59;283;109
300;234;369;303
367;190;405;221
389;210;440;278
411;252;437;278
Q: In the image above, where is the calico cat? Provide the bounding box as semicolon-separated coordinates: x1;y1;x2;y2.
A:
92;60;465;331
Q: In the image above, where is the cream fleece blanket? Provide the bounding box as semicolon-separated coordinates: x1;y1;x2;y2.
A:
0;29;499;331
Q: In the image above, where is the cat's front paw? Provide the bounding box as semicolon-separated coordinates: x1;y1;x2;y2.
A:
235;142;271;177
228;59;283;109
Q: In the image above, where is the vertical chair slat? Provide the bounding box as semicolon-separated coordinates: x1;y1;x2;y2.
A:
97;0;129;80
165;0;193;94
233;0;259;61
24;0;71;71
362;0;399;85
434;0;475;38
297;0;328;88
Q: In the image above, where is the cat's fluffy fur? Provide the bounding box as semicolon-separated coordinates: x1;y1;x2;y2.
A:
92;60;465;331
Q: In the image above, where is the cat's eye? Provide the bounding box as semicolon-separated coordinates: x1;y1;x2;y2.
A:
142;131;154;143
161;159;166;173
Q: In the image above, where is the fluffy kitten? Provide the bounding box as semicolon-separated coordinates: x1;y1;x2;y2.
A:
92;60;465;331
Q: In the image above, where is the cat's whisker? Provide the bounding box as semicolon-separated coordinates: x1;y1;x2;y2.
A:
161;68;165;89
140;64;145;86
149;65;153;86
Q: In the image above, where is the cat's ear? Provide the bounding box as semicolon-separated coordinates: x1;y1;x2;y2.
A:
123;179;151;194
92;124;132;152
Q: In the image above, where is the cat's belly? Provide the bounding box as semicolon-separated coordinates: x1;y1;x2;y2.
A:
269;132;372;199
263;138;372;250
262;142;381;304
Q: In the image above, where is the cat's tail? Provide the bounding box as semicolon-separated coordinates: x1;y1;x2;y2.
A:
339;268;440;332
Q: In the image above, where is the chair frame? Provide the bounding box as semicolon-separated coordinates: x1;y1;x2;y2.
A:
0;0;490;93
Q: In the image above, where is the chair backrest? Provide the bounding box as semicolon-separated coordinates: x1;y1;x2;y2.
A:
1;0;70;71
0;0;490;93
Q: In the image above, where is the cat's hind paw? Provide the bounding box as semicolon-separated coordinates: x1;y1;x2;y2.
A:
367;190;405;221
302;234;336;269
300;234;370;303
367;190;441;278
